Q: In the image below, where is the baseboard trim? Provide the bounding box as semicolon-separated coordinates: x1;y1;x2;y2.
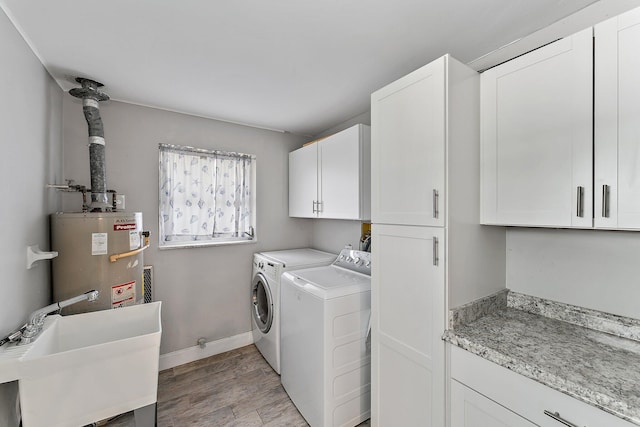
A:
159;331;254;371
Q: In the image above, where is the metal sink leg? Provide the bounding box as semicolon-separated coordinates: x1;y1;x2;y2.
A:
134;402;157;427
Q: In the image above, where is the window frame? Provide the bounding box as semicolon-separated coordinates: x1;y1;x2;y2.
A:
158;143;257;249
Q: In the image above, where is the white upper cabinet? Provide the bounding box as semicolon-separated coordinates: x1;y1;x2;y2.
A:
289;124;371;220
371;56;446;227
289;143;318;218
595;8;640;229
320;125;371;219
480;28;593;228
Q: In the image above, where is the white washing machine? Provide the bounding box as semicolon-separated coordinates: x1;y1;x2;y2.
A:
251;248;336;374
280;249;371;427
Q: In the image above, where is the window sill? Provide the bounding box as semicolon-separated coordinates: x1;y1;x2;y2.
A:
158;239;258;250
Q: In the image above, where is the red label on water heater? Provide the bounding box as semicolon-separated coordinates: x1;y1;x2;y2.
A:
114;223;137;231
112;281;136;308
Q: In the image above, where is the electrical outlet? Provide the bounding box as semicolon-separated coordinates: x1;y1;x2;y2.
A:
115;194;125;210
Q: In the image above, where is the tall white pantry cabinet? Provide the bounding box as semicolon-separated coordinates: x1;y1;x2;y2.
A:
370;55;505;426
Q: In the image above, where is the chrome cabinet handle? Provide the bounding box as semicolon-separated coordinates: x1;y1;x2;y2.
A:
433;189;439;219
433;237;439;266
576;186;584;218
312;201;317;213
316;201;322;213
544;410;583;427
602;185;610;218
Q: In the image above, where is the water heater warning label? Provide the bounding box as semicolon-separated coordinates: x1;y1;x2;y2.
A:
91;233;108;255
129;231;140;250
112;281;136;308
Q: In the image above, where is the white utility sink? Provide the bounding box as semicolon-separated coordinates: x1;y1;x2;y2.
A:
17;301;162;427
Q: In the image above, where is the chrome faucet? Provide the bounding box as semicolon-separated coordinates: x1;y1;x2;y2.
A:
19;290;99;344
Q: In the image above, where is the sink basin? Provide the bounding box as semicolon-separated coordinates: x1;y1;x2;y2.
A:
18;301;162;427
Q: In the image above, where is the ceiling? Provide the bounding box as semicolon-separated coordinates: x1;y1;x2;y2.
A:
0;0;623;136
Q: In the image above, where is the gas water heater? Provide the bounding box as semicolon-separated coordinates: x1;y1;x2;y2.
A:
50;78;150;315
51;212;148;314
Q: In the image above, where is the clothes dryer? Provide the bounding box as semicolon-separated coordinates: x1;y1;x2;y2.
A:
251;248;336;374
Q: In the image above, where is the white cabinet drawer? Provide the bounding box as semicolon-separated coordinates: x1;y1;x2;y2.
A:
451;380;536;427
450;345;634;427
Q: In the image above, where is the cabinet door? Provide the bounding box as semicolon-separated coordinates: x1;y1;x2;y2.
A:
319;125;362;219
371;57;446;227
289;144;318;218
595;8;640;229
451;380;537;427
371;224;445;427
481;28;593;228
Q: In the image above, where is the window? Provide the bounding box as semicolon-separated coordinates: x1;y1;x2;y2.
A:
159;143;256;248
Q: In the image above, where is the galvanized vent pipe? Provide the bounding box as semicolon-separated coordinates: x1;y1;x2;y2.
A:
69;78;110;212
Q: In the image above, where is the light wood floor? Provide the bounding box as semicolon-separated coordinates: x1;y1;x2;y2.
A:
107;344;371;426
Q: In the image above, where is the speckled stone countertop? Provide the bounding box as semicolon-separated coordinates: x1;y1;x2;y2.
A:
443;291;640;426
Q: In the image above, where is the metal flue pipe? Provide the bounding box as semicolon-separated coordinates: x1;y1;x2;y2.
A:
69;78;110;212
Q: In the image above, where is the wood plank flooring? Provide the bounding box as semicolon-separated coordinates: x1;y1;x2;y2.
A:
106;344;371;426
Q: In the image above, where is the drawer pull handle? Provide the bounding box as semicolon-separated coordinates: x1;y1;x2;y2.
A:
576;186;584;218
544;410;583;427
602;184;610;218
432;237;439;266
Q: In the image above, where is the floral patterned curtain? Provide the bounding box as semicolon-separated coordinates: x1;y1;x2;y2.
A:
159;144;254;245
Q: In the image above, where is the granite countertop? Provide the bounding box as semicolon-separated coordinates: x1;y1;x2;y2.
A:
443;291;640;426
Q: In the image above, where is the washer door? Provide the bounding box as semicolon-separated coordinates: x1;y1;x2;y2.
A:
252;273;273;333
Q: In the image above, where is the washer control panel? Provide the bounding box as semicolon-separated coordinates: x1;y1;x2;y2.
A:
253;255;281;281
333;249;371;276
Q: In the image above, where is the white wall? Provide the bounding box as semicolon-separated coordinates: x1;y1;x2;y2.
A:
61;98;313;354
0;7;63;427
310;219;364;254
506;228;640;319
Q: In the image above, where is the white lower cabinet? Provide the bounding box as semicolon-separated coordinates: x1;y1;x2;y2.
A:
371;224;445;427
451;380;536;427
450;345;634;427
